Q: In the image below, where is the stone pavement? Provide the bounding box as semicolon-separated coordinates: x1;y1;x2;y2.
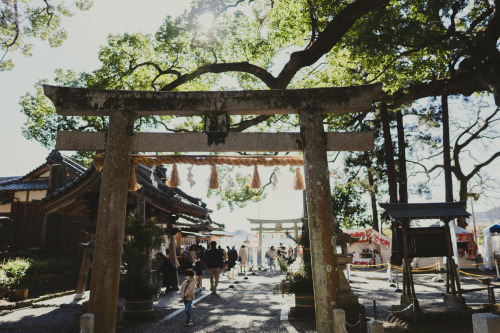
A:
0;269;299;333
117;269;294;333
1;266;494;332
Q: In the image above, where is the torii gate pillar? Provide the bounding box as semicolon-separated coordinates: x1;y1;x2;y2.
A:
88;110;135;332
299;109;341;332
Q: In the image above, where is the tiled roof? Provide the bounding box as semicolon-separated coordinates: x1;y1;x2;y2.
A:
135;164;210;214
40;166;98;203
0;180;48;191
45;149;87;175
0;177;20;184
0;150;87;200
380;201;471;221
41;164;210;217
21;149;86;181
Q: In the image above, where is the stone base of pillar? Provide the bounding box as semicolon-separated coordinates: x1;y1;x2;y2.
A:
289;306;315;319
338;252;366;333
342;303;367;333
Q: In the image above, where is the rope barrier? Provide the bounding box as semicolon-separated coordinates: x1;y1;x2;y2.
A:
459;270;497;278
350;262;389;268
460;270;482;283
344;319;361;327
366;276;388;280
411;263;438;270
340;319;349;333
391;302;414;314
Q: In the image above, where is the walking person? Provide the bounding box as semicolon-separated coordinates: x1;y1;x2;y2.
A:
238;244;248;274
179;269;196;326
266;246;278;270
205;241;224;294
228;246;238;270
156;252;178;292
219;245;228;273
193;256;204;289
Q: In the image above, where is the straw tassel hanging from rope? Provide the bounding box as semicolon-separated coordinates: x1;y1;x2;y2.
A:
167;163;180;187
209;165;219;189
128;166;141;191
293;167;305;190
250;165;261;189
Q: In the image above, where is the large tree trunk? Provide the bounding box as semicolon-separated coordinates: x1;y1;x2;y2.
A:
367;165;380;231
442;95;454;202
457;178;470;228
380;108;398;203
396;110;408;203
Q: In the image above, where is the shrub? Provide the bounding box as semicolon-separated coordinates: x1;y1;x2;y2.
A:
277;256;289;273
0;258;32;296
26;257;78;275
274;271;314;296
119;213;163;300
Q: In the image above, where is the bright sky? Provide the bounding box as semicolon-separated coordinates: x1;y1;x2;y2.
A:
0;0;303;232
0;1;497;232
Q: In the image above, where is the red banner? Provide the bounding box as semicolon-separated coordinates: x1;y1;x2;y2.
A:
346;229;391;249
457;233;472;242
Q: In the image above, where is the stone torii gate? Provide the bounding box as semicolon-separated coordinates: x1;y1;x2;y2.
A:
248;218;302;265
44;84;380;333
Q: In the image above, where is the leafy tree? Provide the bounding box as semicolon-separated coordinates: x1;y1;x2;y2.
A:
331;182;371;229
19;0;500;210
0;0;93;71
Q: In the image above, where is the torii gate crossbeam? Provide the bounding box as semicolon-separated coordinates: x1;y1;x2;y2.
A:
44;83;381;333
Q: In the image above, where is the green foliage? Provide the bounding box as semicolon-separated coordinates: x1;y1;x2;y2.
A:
0;0;93;71
331;182;371;229
207;166;267;211
274;271;313;296
276;221;313;296
277;256;289;273
18;0;499;213
120;213;164;301
26;257;78;275
0;258;32;294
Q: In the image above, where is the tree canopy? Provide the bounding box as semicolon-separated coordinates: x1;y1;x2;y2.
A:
0;0;93;71
19;0;500;213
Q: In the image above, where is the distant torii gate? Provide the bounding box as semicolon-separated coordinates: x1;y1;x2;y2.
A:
44;83;381;333
248;218;302;265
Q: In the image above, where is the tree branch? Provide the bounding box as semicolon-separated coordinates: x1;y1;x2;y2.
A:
276;0;389;87
160;62;277;91
230;115;272;132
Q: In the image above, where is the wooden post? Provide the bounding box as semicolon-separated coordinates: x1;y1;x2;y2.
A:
167;224;179;287
299;109;341;333
75;247;91;299
258;223;263;267
88;109;135;333
177;231;182;255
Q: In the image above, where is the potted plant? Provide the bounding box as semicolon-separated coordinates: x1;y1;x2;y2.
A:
119;213;163;319
274;223;315;317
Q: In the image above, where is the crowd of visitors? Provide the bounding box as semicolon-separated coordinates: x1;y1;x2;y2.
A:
265;243;298;270
156;240;298;326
